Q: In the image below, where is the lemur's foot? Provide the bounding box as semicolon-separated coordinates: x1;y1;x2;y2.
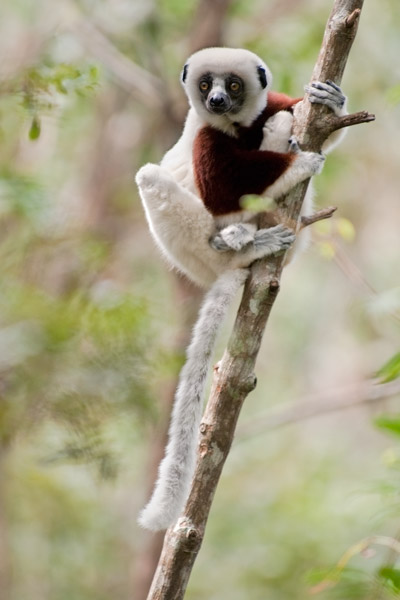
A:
136;163;177;199
135;163;162;190
209;234;230;251
254;224;295;254
305;80;346;115
209;223;255;252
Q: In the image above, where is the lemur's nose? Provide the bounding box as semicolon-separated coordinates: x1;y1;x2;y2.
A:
209;93;227;107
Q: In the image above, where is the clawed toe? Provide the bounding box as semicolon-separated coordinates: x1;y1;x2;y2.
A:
255;225;296;252
209;235;230;252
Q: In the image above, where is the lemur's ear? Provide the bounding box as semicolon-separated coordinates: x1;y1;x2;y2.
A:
181;64;189;84
257;65;268;89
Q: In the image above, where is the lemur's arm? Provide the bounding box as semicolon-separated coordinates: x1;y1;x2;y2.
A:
210;81;347;253
194;129;323;216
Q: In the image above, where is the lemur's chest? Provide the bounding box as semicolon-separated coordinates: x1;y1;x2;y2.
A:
192;123;267;216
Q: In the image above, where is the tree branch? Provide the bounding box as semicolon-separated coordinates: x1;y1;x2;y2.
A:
147;1;369;598
301;206;337;228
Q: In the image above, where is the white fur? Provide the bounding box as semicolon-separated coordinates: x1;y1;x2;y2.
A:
138;268;248;531
136;49;348;531
261;110;293;153
183;47;273;133
136;164;295;289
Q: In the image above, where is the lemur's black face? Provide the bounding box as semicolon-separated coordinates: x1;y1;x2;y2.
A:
197;72;246;116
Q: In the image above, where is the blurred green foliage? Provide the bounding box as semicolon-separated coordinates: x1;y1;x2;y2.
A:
0;0;400;598
376;353;400;384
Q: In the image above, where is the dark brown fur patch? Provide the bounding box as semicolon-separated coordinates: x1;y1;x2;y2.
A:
193;91;301;216
234;92;302;149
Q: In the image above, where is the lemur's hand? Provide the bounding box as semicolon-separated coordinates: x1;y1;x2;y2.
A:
288;136;325;176
288;135;301;154
305;80;347;115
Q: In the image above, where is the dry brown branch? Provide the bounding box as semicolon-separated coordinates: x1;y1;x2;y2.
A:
310;110;375;142
147;1;372;598
238;378;400;439
301;206;337;228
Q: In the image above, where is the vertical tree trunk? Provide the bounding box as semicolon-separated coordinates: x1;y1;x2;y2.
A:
146;1;373;599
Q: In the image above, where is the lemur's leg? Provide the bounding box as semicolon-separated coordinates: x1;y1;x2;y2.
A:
136;163;209;221
138;163;295;268
138;164;295;256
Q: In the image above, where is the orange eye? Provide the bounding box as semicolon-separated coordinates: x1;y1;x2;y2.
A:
199;81;209;91
230;81;240;92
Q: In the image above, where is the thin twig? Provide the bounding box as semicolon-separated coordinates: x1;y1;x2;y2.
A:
301;206;337;228
331;109;376;130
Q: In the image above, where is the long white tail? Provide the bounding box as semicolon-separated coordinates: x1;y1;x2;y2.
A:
138;269;248;531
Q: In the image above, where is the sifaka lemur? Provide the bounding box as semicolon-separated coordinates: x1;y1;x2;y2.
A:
136;47;347;531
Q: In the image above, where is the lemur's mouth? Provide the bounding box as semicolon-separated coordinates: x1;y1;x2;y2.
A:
207;104;231;115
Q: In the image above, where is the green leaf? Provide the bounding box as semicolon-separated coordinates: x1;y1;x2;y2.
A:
378;567;400;591
376;352;400;383
240;194;275;212
375;416;400;437
28;116;41;140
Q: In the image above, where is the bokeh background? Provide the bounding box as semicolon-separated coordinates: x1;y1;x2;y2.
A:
0;0;400;598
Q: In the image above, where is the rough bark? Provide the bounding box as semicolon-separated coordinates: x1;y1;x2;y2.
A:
147;1;374;598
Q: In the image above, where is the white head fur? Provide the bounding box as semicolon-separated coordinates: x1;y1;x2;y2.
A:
181;47;272;132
